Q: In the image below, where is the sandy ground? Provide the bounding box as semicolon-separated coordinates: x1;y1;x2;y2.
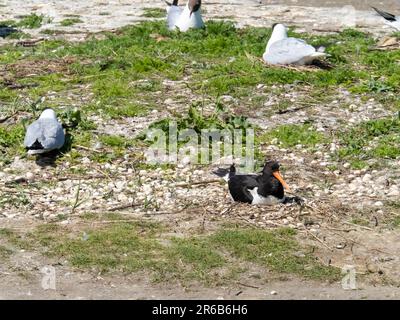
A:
2;272;400;300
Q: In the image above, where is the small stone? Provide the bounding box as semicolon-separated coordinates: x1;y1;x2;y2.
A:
26;172;34;180
362;174;372;183
270;291;278;295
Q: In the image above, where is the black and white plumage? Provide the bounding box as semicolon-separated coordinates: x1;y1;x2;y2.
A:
372;7;400;31
166;0;204;32
24;109;65;155
0;26;17;38
213;161;294;205
212;164;236;182
263;23;326;65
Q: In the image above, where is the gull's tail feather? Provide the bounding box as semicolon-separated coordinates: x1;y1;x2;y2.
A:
213;164;236;181
372;6;397;22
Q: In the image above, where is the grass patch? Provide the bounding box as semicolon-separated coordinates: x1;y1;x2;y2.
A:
0;245;13;259
60;18;83;27
210;227;340;280
351;217;370;227
100;134;134;148
145;102;251;136
6;220;339;284
0;124;25;164
141;8;165;18
259;123;327;148
0;228;33;250
337;117;400;168
16;13;50;29
391;216;400;228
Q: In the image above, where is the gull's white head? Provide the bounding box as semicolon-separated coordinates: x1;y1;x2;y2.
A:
272;23;288;34
266;23;288;53
39;109;57;119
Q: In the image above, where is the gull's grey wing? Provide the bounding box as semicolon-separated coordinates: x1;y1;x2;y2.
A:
24;118;65;150
264;37;316;65
167;5;183;30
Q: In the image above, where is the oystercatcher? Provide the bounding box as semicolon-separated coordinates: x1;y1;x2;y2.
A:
166;0;204;32
214;161;302;205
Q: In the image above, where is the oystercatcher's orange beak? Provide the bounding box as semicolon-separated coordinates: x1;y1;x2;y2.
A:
273;170;291;192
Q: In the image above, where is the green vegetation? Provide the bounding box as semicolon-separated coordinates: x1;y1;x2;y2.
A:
211;227;339;280
0;245;13;259
391;216;400;228
16;13;50;29
0;125;25;164
0;21;398;167
141;8;165;18
145;102;251;137
337;117;400;168
100;134;134;148
259;123;327;148
60;18;83;27
0;220;339;284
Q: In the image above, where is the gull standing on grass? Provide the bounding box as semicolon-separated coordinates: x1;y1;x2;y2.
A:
166;0;204;32
263;23;327;66
372;7;400;31
24;109;65;155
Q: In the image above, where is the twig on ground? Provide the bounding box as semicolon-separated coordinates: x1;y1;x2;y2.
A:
324;226;356;233
236;282;260;289
0;111;18;123
343;221;373;231
304;230;334;251
173;179;222;188
74;145;103;153
108;202;142;212
16;38;45;47
56;174;106;182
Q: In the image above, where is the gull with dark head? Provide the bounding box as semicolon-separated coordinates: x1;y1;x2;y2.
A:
263;23;326;66
166;0;204;32
24;109;65;155
372;7;400;31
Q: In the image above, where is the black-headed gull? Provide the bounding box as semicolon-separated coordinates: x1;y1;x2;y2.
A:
166;0;204;32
